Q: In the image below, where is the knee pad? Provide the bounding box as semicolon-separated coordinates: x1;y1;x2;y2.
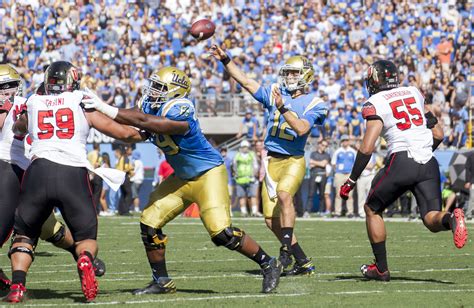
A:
140;223;168;250
8;236;36;261
211;226;245;251
44;222;66;245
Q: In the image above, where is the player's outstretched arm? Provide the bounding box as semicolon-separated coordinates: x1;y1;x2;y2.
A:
210;44;260;95
85;110;145;143
82;88;189;135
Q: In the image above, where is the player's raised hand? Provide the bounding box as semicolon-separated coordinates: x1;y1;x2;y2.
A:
209;44;227;61
339;178;356;200
81;87;103;109
272;86;284;109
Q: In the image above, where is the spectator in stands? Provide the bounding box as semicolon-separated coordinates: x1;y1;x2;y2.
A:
115;146;133;216
356;151;377;218
237;109;258;141
99;152;115;216
130;150;144;213
306;140;331;217
220;147;234;202
233;140;261;217
332;135;356;218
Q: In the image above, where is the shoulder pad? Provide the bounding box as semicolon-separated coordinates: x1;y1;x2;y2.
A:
361;102;377;119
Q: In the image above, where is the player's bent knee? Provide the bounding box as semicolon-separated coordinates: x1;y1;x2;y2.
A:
211;226;245;250
43;222;66;244
140;223;168;250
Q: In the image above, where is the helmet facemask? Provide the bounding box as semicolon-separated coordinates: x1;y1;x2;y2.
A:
45;77;75;95
0;80;20;103
278;64;312;93
141;75;184;110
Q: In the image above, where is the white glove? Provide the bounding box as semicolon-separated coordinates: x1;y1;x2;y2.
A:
82;87;118;119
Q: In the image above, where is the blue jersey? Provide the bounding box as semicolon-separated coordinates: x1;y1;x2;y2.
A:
142;98;223;180
253;84;328;156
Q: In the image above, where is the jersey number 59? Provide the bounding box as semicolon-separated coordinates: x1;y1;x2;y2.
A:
389;97;423;131
37;108;75;139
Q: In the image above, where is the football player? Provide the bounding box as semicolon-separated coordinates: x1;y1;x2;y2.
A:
5;61;144;303
210;45;328;275
0;64;105;296
82;66;283;294
339;60;468;281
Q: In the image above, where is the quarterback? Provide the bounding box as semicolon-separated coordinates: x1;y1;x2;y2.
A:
82;67;282;294
211;45;328;275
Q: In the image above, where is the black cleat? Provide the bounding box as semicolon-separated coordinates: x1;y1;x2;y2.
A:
261;257;282;293
93;257;106;277
360;263;390;281
284;258;315;276
0;269;11;290
132;277;176;295
278;245;293;270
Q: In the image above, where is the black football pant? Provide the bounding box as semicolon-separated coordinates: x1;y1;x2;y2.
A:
14;159;97;242
118;176;132;215
0;160;24;247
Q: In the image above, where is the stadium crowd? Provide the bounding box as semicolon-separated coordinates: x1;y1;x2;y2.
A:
2;0;472;217
1;0;472;145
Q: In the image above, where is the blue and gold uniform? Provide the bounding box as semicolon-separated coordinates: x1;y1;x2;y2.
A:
140;97;230;237
253;83;327;218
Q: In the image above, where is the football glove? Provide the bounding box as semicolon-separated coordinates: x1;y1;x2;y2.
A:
82;87;118;119
339;178;356;200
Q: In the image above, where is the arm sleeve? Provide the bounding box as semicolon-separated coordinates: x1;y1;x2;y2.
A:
163;100;197;134
302;103;329;126
361;102;383;123
252;85;272;109
349;151;373;182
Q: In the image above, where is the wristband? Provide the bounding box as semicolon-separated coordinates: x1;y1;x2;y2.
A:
99;103;119;120
278;105;289;114
221;54;231;65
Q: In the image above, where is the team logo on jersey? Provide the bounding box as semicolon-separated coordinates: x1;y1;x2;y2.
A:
361;102;376;119
179;105;190;117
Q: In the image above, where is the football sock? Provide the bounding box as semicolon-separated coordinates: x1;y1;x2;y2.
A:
65;245;78;261
442;213;451;230
12;270;26;286
253;247;272;266
291;242;307;262
150;260;168;281
281;228;293;248
371;241;388;272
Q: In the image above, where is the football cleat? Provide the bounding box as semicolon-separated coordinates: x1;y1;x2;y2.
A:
93;257;106;277
451;208;468;249
284;258;315;276
132;277;176;295
261;257;282;293
2;283;26;303
360;263;390;282
77;252;98;302
0;269;11;290
278;245;293;270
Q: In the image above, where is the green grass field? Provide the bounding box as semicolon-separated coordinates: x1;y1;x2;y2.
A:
1;216;473;307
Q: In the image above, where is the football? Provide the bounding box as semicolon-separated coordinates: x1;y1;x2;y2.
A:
189;19;215;41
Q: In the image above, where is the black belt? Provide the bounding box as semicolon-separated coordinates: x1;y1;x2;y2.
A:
267;151;293;158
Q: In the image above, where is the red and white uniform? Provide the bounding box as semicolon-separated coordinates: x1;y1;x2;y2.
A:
362;86;433;164
26;91;124;190
0;96;30;170
27;91;90;167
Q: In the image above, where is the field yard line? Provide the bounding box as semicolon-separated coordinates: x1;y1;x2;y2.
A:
23;292;309;307
328;289;474;295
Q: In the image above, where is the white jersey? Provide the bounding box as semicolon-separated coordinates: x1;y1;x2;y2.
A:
27;91;91;167
362;86;433;164
0;96;30;170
